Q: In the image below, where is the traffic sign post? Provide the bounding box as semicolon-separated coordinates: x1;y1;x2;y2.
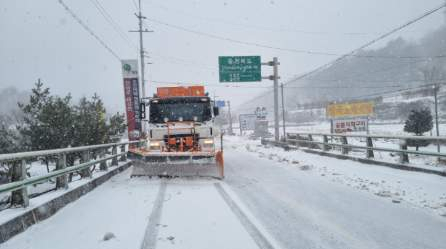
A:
239;114;257;135
227;101;234;135
219;56;261;82
262;57;281;142
218;55;280;142
215;100;226;108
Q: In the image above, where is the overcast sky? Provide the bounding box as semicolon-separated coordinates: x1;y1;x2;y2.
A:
0;0;444;112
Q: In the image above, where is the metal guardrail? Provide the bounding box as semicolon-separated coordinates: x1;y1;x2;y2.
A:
282;132;446;164
0;140;144;208
287;132;446;141
0;141;137;162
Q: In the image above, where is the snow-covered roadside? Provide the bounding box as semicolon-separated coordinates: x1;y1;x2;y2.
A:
284;122;446;136
293;135;446;171
0;167;161;249
0;160;131;225
225;136;446;218
1;158;118;204
272;122;446;170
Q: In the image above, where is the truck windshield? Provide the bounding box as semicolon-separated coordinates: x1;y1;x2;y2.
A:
149;97;212;123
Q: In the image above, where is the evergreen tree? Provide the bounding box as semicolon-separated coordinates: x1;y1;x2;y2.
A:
73;94;109;146
18;82;75;171
91;93;108;144
18;81;50;151
108;112;126;138
18;82;74;151
404;108;433;151
39;95;75;149
0;124;19;154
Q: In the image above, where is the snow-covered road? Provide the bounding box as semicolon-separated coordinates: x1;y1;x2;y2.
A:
224;137;446;249
2;136;446;249
0;170;162;249
0;168;279;249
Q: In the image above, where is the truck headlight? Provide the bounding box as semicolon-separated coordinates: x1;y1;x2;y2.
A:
149;141;162;150
203;139;214;145
150;141;160;147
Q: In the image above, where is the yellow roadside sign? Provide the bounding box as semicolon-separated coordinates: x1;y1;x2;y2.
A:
326;102;374;118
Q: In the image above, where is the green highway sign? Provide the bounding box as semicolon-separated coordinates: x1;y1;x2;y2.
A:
219;56;261;82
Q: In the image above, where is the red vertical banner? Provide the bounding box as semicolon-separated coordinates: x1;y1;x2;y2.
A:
122;60;141;141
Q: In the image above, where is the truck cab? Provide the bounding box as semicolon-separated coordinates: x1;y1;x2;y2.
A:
130;85;224;178
145;86;219;152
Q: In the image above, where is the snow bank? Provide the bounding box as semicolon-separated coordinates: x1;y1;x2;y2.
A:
226;135;446;217
1;168;161;249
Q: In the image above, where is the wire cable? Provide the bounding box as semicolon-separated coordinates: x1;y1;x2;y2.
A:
145;16;446;59
150;80;443;89
89;0;137;50
287;3;446;84
57;0;121;60
145;2;380;36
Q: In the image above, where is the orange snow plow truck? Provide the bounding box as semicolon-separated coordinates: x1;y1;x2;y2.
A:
128;86;224;179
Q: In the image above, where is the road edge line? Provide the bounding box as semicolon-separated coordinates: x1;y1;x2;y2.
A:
140;180;167;249
214;182;283;249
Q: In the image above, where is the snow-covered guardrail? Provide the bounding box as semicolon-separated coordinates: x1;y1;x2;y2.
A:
262;132;446;176
284;132;446;161
0;140;144;207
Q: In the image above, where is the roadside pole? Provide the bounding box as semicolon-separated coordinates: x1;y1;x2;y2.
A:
273;57;280;142
218;56;279;140
280;83;286;141
130;0;153;134
262;57;280;142
366;116;370;135
434;84;440;153
227;101;233;135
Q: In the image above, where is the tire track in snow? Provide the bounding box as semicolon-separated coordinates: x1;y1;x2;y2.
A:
140;180;167;249
214;182;277;249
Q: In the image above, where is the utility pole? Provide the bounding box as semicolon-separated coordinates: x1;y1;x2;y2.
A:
444;0;446;24
130;0;153;98
227;101;233;135
130;0;152;133
434;84;440;153
262;57;280;142
280;83;286;141
273;57;280;142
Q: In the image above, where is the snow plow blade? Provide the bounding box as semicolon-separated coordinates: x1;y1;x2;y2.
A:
128;151;224;179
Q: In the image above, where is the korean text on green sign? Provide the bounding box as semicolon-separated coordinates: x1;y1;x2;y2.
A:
219;56;261;82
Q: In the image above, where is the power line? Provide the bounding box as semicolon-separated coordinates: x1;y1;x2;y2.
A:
145;17;446;59
145;2;381;37
57;0;121;60
56;0;233;77
236;82;445;112
89;0;137;50
348;81;445;101
148;52;216;70
305;78;427;84
150;80;436;89
130;0;138;12
308;58;430;83
287;3;446;84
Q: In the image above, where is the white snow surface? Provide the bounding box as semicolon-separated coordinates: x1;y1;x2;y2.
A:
227;136;446;217
2;135;446;249
156;180;259;249
223;136;446;248
1;168;161;249
1;167;279;249
0;161;130;225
